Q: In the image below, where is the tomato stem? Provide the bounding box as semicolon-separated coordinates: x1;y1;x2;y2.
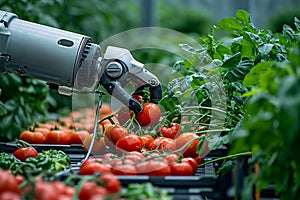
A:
198;151;252;167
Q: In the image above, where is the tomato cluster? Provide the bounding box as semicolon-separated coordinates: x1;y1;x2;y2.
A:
18;103;115;145
0;169;21;200
80;151;203;176
0;168;121;200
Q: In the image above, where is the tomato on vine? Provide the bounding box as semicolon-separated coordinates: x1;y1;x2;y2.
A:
175;132;200;158
104;125;128;148
116;134;143;152
159;123;181;139
135;102;161;127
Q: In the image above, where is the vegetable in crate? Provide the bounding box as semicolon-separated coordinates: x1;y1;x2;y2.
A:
13;140;38;162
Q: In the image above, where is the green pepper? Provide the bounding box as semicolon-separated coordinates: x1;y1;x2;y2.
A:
0;152;17;170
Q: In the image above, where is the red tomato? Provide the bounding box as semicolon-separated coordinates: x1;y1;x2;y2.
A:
101;153;117;162
139;134;154;149
126;151;145;160
194;155;205;165
124;153;144;163
175;132;200;157
182;157;198;174
136;160;171;176
83;134;106;155
13;147;38;162
110;158;134;168
135;102;161;127
170;162;194;176
104;125;128;148
164;153;180;164
117;107;132;125
0;192;21;200
70;130;89;144
159;123;181;139
45;129;71;144
99;103;113;116
116;134;143;152
112;164;137;176
0;170;21;195
148;137;176;152
79;181;107;200
132;94;143;103
80;161;111;175
100;173;121;193
19;130;46;144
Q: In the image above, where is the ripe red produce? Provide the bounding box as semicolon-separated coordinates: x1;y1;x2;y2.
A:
112;164;137;176
116;134;143;152
182;157;199;174
45;129;71;144
117;107;133;125
100;173;121;193
132;94;144;103
139;134;154;149
0;192;21;200
19;130;46;144
83;134;106;155
0;169;21;195
135;102;161;127
164;153;180;164
104;125;128;148
79;181;107;200
70;130;89;144
170;162;194;176
148;137;176;152
13;146;38;162
159;123;181;139
136;160;171;176
175;132;200;157
80;159;111;175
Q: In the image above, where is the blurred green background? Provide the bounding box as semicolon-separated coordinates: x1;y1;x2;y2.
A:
0;0;299;140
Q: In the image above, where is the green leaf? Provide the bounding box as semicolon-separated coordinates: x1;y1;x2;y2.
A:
0;102;7;116
243;61;273;87
236;10;250;26
216;17;244;32
217;160;236;177
258;44;274;57
294;17;300;31
221;52;241;69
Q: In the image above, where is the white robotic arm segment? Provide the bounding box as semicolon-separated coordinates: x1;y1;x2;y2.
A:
0;10;162;113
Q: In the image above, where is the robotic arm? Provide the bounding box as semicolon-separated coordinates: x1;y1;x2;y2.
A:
0;10;162;114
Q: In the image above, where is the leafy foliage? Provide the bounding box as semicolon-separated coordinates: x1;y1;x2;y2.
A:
0;73;50;141
0;0;139;141
161;9;300;199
